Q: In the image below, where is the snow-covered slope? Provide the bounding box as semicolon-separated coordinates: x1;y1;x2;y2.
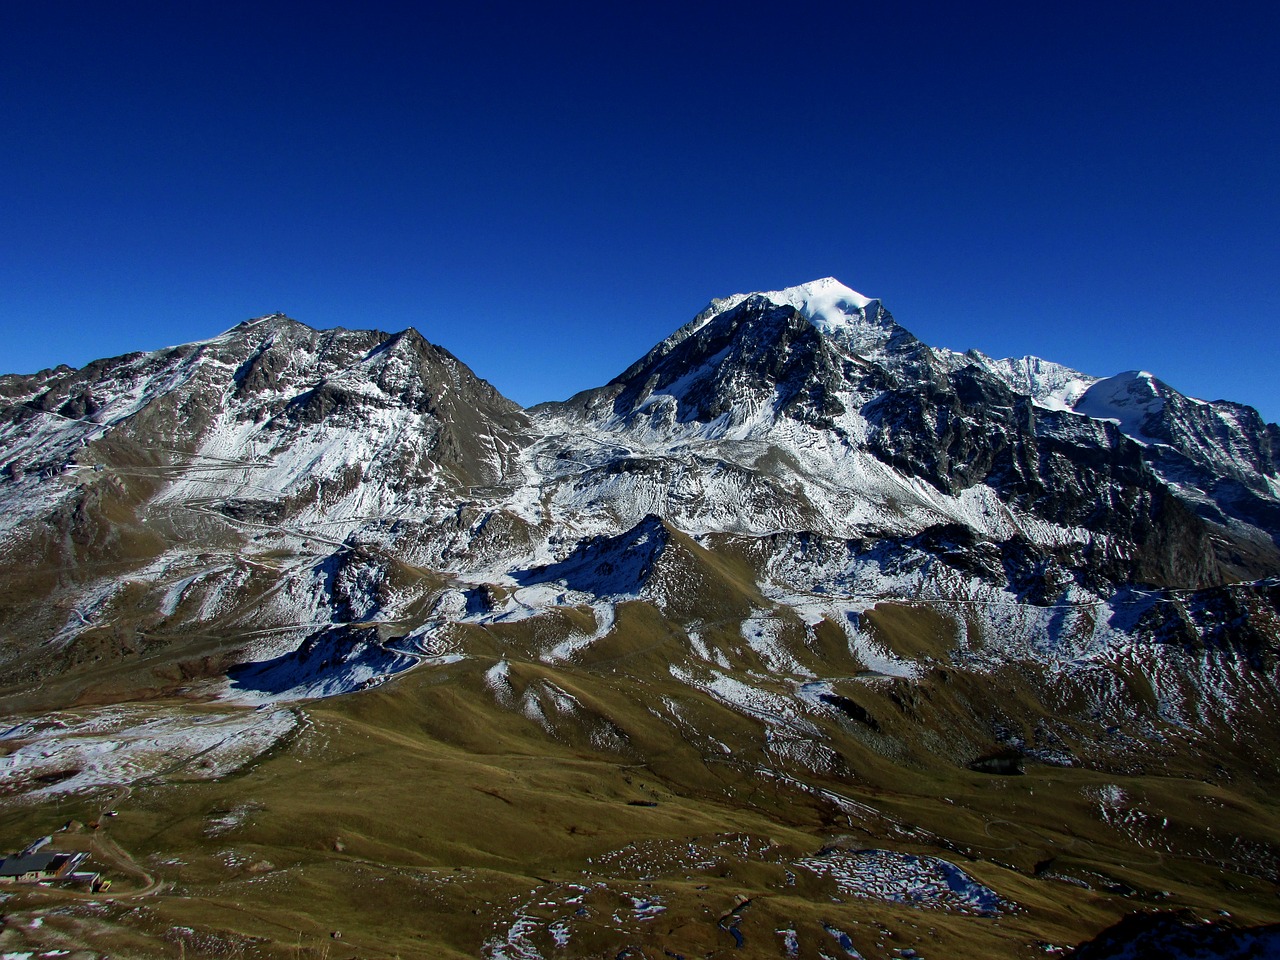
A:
939;348;1097;411
0;315;531;538
1076;371;1170;444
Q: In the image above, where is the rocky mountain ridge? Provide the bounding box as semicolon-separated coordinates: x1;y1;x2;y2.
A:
2;280;1278;705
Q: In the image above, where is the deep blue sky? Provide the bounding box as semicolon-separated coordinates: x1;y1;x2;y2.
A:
2;2;1277;419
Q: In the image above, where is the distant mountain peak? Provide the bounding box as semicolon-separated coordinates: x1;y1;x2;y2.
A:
1074;370;1173;445
228;312;300;333
698;278;876;334
666;277;919;376
758;277;876;329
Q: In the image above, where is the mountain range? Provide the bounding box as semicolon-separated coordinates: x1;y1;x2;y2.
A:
0;278;1277;959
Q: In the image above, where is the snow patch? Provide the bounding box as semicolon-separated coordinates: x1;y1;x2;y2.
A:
796;848;1005;915
0;705;298;798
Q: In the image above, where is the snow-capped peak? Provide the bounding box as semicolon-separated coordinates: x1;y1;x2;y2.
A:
757;277;876;334
1074;370;1167;444
700;278;876;336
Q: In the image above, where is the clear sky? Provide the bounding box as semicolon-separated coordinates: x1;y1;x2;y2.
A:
2;2;1277;420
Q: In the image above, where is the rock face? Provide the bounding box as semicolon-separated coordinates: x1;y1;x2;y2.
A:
0;280;1278;746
